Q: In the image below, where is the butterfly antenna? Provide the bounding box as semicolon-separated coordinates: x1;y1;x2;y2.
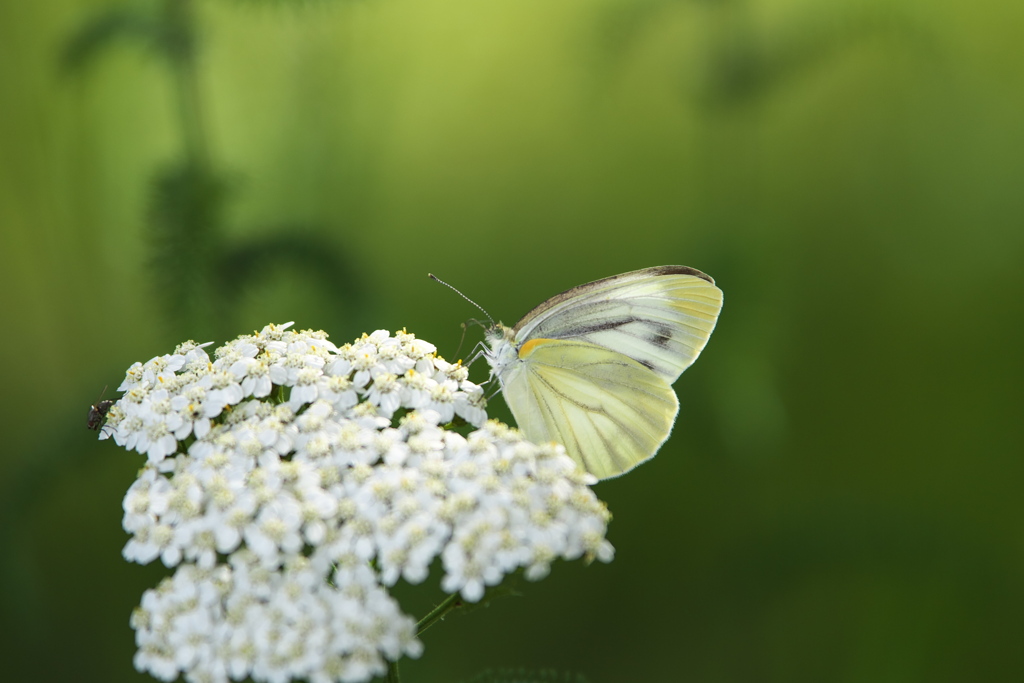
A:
428;273;495;327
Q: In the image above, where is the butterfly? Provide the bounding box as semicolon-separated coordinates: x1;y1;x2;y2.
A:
483;266;723;480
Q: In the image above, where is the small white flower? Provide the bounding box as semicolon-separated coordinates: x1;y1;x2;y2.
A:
230;357;274;398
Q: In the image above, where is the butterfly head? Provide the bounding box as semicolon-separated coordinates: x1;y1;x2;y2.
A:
483;323;518;384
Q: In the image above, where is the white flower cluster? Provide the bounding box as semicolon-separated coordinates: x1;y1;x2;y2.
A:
102;324;614;683
129;557;416;683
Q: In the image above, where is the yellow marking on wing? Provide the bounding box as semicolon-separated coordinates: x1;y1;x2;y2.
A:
518;338;559;358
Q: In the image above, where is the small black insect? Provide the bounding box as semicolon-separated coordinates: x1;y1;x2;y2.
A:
88;387;114;431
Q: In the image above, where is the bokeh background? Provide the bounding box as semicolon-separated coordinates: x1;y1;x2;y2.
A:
2;0;1022;681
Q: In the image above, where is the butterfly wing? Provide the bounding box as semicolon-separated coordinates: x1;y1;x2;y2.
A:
513;266;723;383
500;338;679;480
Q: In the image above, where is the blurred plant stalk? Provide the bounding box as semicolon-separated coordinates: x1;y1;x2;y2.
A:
63;0;359;339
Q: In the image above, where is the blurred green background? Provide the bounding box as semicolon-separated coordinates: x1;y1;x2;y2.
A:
2;0;1022;681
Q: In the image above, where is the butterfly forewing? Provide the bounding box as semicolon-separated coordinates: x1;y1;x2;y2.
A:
501;339;679;480
513;267;723;382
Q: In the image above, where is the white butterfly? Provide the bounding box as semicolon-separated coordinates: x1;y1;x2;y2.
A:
484;266;723;480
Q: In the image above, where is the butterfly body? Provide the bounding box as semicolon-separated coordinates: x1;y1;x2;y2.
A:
484;266;723;480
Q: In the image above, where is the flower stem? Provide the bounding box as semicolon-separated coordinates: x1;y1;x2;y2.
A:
386;660;401;683
416;593;463;636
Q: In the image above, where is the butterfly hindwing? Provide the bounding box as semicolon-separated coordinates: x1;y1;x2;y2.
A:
500;339;679;480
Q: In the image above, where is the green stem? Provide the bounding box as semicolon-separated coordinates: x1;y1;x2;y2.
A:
381;593;463;682
416;593;463;636
167;0;209;170
175;56;209;169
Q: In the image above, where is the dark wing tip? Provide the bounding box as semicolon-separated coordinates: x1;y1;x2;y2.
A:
648;265;715;285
